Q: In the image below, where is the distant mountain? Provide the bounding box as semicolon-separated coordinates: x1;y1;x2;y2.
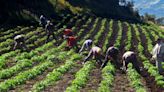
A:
156;17;164;25
132;0;164;18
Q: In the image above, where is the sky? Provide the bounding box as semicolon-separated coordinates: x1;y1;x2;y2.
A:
127;0;164;18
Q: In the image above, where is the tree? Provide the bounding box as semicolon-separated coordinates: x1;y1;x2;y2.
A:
144;13;156;23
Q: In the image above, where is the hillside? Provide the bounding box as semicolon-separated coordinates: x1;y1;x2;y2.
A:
0;0;141;27
0;0;164;92
0;14;164;92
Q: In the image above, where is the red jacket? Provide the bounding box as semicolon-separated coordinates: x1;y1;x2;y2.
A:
67;36;77;47
64;29;73;36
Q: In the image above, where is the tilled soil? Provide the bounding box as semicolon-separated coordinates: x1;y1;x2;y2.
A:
107;20;119;47
119;22;128;56
111;22;135;92
44;61;82;92
130;24;151;92
137;26;152;58
9;61;64;92
111;70;135;92
97;19;109;45
136;26;164;92
79;64;101;92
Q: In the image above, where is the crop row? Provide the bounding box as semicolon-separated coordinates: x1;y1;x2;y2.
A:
31;17;95;91
0;15;90;91
124;23;146;91
0;14;80;55
133;24;164;88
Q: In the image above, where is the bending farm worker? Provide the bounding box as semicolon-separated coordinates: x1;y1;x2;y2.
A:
63;28;73;37
101;46;119;68
151;38;164;74
122;51;141;73
84;46;103;66
13;34;28;51
79;39;93;54
45;20;56;43
64;35;79;51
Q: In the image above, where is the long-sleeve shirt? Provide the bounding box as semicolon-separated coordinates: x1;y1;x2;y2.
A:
14;35;24;42
79;39;92;52
122;51;135;61
152;42;164;59
64;29;73;36
67;36;77;47
106;46;119;57
45;23;54;33
90;46;102;56
105;46;119;60
40;16;47;25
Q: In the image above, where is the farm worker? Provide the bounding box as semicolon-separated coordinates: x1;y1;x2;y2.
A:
101;46;119;68
39;15;47;28
45;20;56;43
63;35;78;51
63;28;73;37
151;38;164;74
83;46;103;65
122;51;141;73
79;39;93;53
13;34;28;50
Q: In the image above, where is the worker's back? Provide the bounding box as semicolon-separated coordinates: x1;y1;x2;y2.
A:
91;46;102;55
123;51;135;60
14;35;24;42
67;36;77;47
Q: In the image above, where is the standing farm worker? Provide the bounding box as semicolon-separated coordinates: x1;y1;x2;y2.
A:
45;20;56;43
83;46;103;65
79;39;93;54
39;15;47;28
151;38;164;74
63;35;79;51
122;51;141;73
101;46;119;68
13;34;28;51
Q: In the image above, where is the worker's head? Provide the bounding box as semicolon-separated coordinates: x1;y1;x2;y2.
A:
40;15;44;18
47;20;52;25
157;38;163;44
95;43;102;48
87;37;92;40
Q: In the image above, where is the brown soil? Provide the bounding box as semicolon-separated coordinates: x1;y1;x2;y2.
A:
80;65;101;92
137;26;152;58
97;19;109;45
9;61;64;92
130;24;151;92
107;20;119;47
9;15;91;92
90;18;102;40
0;15;79;55
111;22;135;92
133;24;164;92
44;18;103;91
119;22;128;56
111;70;135;92
43;61;82;92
